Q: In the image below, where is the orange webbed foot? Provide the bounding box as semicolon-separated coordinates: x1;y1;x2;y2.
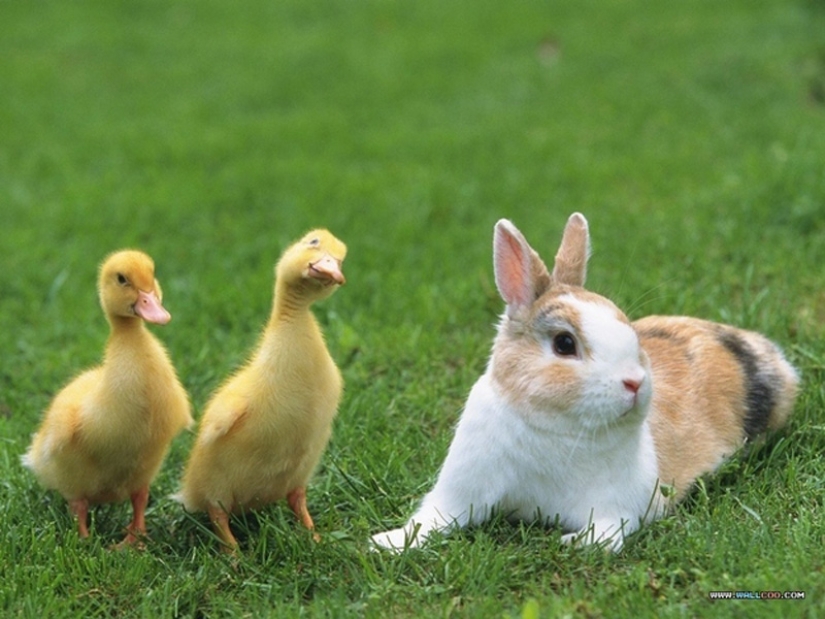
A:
287;487;320;542
69;498;90;539
207;503;240;554
111;487;150;550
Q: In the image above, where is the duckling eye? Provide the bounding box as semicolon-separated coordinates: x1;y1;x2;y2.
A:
308;238;321;247
116;273;128;286
552;332;578;357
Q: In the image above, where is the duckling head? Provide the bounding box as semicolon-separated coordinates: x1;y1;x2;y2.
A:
275;229;347;301
98;250;171;325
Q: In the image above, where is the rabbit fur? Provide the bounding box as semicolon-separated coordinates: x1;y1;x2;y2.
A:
371;213;798;552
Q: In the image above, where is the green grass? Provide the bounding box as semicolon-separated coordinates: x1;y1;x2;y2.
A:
2;0;824;616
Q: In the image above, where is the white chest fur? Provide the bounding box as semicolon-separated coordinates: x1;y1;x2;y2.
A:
372;374;663;551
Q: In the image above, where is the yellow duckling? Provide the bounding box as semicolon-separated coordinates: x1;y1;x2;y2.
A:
22;250;193;546
177;229;346;551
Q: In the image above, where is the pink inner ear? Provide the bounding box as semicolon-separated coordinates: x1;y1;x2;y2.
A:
494;226;532;308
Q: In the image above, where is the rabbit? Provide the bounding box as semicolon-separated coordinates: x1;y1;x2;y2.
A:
371;212;799;552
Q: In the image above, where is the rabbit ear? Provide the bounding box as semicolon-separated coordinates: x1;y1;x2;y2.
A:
552;212;590;287
494;219;552;315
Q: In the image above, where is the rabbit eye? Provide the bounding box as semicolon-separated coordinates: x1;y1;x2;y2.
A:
552;332;577;357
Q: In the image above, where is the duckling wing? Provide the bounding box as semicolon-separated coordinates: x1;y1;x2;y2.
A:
22;399;82;469
198;390;251;446
22;369;100;487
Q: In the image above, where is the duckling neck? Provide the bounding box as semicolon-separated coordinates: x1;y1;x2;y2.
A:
101;315;159;383
268;281;319;327
107;314;148;334
104;315;155;354
255;282;327;382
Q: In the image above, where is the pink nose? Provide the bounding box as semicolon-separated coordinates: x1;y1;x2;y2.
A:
623;378;642;394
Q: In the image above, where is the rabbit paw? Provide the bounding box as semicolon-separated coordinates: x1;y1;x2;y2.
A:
560;523;625;552
370;526;420;552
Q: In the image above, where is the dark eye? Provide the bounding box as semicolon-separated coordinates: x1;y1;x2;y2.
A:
116;273;128;286
552;332;577;357
308;238;320;247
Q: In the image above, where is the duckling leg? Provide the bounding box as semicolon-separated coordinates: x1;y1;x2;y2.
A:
115;486;149;549
207;503;239;553
287;487;320;541
69;498;90;538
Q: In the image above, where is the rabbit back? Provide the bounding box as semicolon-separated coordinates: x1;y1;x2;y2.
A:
636;316;799;500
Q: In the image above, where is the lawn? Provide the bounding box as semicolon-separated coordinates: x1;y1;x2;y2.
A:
1;0;824;617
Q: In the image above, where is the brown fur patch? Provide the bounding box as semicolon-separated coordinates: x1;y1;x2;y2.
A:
635;316;788;500
491;331;581;412
492;289;587;411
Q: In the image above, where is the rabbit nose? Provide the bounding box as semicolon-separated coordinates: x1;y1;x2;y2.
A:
623;378;643;394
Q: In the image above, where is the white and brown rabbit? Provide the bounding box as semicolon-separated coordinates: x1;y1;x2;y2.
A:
371;213;799;552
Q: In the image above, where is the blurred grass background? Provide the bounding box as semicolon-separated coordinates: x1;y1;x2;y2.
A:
1;0;824;617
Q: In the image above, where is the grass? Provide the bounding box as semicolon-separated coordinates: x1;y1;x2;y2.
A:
1;0;824;616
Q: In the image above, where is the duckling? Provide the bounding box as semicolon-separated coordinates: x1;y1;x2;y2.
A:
22;250;193;547
177;229;346;551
